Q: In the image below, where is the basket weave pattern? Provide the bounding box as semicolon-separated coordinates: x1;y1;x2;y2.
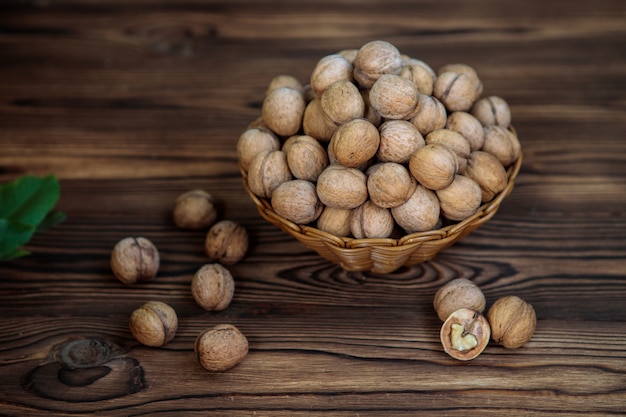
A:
240;152;522;274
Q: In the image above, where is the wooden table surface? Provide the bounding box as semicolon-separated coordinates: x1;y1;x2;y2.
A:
1;0;625;415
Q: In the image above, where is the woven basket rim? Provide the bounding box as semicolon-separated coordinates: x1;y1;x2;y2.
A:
240;147;522;251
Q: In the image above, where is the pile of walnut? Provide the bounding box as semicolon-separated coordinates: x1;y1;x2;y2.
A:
111;190;250;373
434;278;536;361
239;40;520;238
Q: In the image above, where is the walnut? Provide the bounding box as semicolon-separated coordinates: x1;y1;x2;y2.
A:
205;220;249;266
247;150;292;199
111;237;159;285
316;206;352;237
195;324;248;372
271;179;323;224
464;151;508;202
285;135;329;182
172;189;218;230
353;40;403;88
433;278;486;322
445;111;485;151
237;127;280;171
191;264;235;311
425;128;471;173
316;165;368;210
350;200;395;239
377;120;425;163
369;74;419;120
265;74;304;96
399;58;436;96
129;301;178;347
310;54;354;97
328;118;380;168
471;95;511;128
391;184;440;233
320;79;365;124
302;98;338;142
262;87;306;137
366;162;417;208
408;143;458;191
487;295;536;349
436;175;483;221
410;94;447;136
482;126;521;167
440;308;490;361
438;63;483;100
433;71;478;112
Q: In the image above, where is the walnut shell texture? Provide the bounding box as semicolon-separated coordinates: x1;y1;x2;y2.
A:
192;263;235;311
195;324;249;372
487;295;536;349
205;220;249;266
436;175;482;221
129;301;178;347
433;278;486;322
316;165;368;210
271;179;323;224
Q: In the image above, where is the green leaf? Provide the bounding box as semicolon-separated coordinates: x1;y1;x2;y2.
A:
37;209;67;232
0;218;36;259
0;175;60;227
0;175;63;261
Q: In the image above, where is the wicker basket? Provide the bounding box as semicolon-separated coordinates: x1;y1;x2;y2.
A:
240;147;522;274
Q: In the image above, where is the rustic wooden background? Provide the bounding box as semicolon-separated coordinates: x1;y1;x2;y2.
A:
1;0;625;415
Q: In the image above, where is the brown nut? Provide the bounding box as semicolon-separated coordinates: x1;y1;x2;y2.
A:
369;74;419;120
366;162;417;208
310;54;354;97
173;189;218;230
391;184;440;233
433;71;478;112
271;179;323;224
377;120;425;163
471;95;511;128
265;74;304;96
328;118;380;168
262;87;306;137
410;94;447;136
445;111;485;152
350;200;395;239
320;79;365;124
247;150;292;199
302;98;338;142
316;206;353;237
408;143;458;191
436;175;482;221
192;264;235;311
353;40;403;89
205;220;249;266
487;295;536;349
464;151;508;203
438;63;483;100
425;128;471;173
285;135;329;182
440;308;490;361
129;301;178;347
111;237;160;285
237;127;280;171
433;278;486;322
195;324;249;372
316;165;368;210
399;58;436;96
482;126;521;167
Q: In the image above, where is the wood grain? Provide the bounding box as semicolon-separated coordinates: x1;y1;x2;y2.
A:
1;0;625;415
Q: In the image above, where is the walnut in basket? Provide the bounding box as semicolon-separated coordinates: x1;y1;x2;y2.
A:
316;165;368;210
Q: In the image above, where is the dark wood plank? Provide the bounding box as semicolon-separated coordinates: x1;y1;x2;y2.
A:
0;0;625;414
